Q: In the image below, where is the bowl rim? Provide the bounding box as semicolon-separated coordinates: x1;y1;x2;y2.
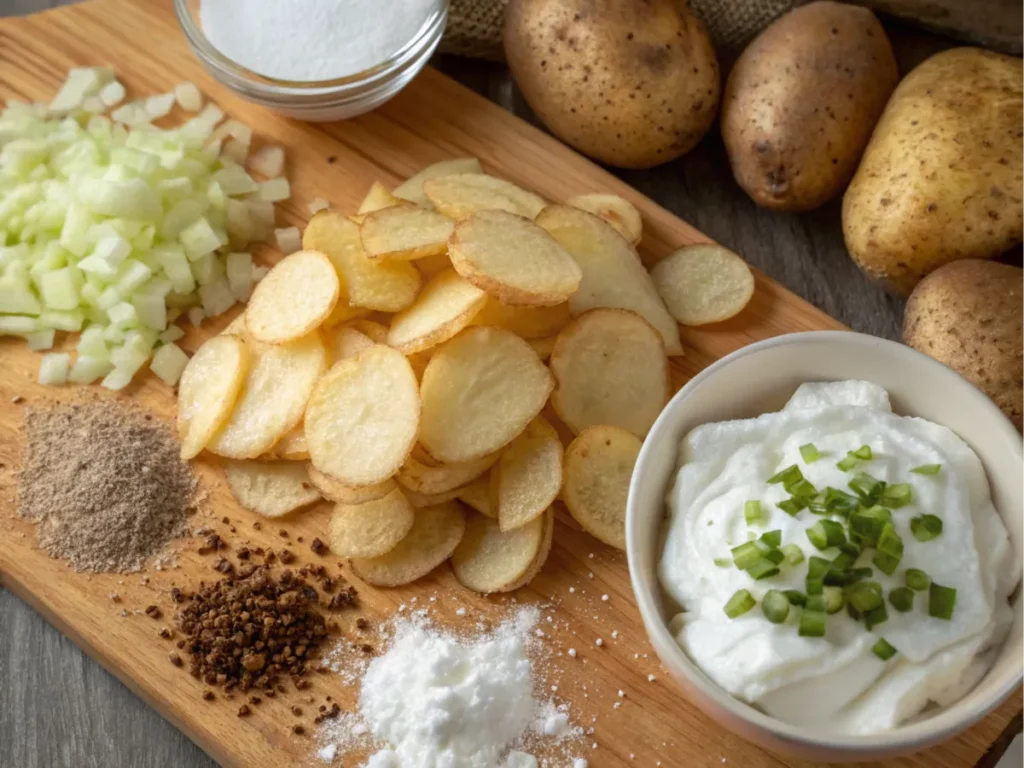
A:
626;329;1023;753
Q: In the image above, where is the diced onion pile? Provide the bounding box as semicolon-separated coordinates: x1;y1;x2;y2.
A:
0;67;288;389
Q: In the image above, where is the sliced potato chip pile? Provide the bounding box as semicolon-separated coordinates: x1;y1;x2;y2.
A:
651;244;755;326
423;174;546;220
456;473;494;518
177;334;249;460
308;464;396;505
359;181;402;214
470;297;570;339
387;269;487;354
394;157;483;208
567;193;643;246
328;488;415;558
452;511;548;593
245;250;340;343
360;206;454;262
223;459;321;518
264;423;309;460
492;416;562;532
397;449;498;495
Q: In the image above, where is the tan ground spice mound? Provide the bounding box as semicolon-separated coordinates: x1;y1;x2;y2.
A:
17;403;197;572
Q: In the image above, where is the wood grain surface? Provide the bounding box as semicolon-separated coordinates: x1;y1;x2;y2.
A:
0;2;1018;768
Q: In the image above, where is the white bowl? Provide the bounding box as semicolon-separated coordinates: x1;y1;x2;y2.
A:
626;331;1023;762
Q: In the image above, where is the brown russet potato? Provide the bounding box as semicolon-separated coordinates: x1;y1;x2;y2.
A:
722;2;897;212
902;260;1022;430
842;48;1023;295
504;0;719;169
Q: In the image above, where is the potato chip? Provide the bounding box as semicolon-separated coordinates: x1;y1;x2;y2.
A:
535;205;682;355
455;474;495;518
492;416;562;531
221;313;247;336
303;210;421;312
264;423;309;460
244;250;340;344
397;448;499;495
207;331;327;459
323;301;370;328
419;326;553;463
422;173;546;220
359;181;401;214
550;308;668;438
177;335;249;460
567;194;643;246
469;297;570;339
350;502;466;587
327;488;415;558
526;335;557;362
307;464;396;505
563;425;640;551
500;506;555;591
305;345;419;486
386;268;488;354
400;485;464;508
360;206;454;261
328;326;375;362
345;318;388;343
451;510;547;593
449;210;582;307
406;349;433;381
415;252;453;278
223;459;321;517
651;244;755;326
394;158;484;208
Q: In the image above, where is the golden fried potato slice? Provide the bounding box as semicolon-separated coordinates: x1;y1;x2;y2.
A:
386;268;488;354
264;423;309;460
221;313;247;336
455;473;495;518
419;326;553;463
400;485;464;508
415;252;453;279
500;506;555;591
469;297;570;339
306;345;419;486
492;416;562;531
567;193;643;246
451;510;547;593
359;181;401;214
244;250;340;344
449;210;582;307
303;210;422;312
350;502;466;587
323;301;370;328
563;425;641;550
177;334;249;460
396;449;499;496
328;326;375;362
207;331;327;459
327;488;415;558
526;335;557;362
307;464;396;505
223;459;321;517
651;244;755;326
360;206;454;262
394;158;484;208
422;173;546;220
535;205;682;355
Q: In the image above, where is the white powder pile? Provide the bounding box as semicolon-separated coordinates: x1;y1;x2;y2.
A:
200;0;434;82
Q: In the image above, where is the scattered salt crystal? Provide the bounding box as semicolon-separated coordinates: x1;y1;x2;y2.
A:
611;630;619;639
568;587;575;594
574;760;589;768
601;594;609;602
591;742;598;749
588;572;594;579
317;744;337;761
588;553;594;559
456;607;466;617
535;629;545;638
595;638;603;647
613;702;621;710
648;674;656;682
617;690;624;698
568;648;577;658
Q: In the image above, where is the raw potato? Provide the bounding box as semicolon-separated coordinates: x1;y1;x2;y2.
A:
386;268;488;354
492;416;562;531
535;205;682;355
244;250;340;344
423;174;547;220
359;181;401;214
397;450;499;495
563;425;641;550
567;194;642;245
449;210;582;306
470;297;570;339
550;308;669;438
307;464;396;505
265;423;309;460
328;326;375;362
722;2;898;212
327;488;416;558
842;48;1023;295
903;260;1023;430
303;210;422;312
456;474;495;518
351;502;466;587
419;326;554;463
651;244;755;326
305;345;420;486
504;0;719;169
451;511;547;593
394;158;484;208
208;331;327;459
500;506;555;591
360;206;455;261
177;334;249;460
223;459;321;518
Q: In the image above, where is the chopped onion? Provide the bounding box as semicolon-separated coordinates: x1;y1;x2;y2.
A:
221;138;248;164
187;307;206;327
249;145;285;177
275;226;301;255
98;80;126;108
25;329;56;350
226;252;253;300
259;177;290;202
38;352;70;385
174;82;203;112
150;342;189;385
50;67;109;113
145;93;176;120
69;355;113;384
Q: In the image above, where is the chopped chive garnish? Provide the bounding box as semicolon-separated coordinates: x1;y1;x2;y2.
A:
713;557;732;568
799;610;826;637
911;464;941;475
871;552;901;576
864;602;889;630
852;445;873;461
823;567;850;586
848;472;885;505
744;500;763;525
762;548;786;565
848;567;873;583
786;479;819;498
781;543;805;565
783;590;807;606
836;455;860;472
928;583;957;620
805;578;824;595
747;559;781;580
911;514;943;542
823;586;845;614
846;601;862;621
872;523;904;576
807;556;832;580
872;638;898;661
799;443;822;463
768;464;803;486
848;581;883;613
760;529;782;548
889;586;915;612
777;498;807;517
905;568;931;592
824;487;859;514
806;594;826;613
850;505;891;544
762;590;790;624
731;541;762;570
831;550;857;571
806;519;846;550
881;483;912;509
724;589;756;619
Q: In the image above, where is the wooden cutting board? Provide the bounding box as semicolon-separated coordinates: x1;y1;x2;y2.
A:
0;1;1019;766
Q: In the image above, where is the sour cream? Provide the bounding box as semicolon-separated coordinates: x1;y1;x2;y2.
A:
659;380;1018;734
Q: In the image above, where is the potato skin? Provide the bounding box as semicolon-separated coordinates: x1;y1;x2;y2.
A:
843;48;1024;295
504;0;719;169
903;260;1023;430
721;2;897;212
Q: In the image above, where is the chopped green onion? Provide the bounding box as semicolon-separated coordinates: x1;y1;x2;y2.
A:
805;578;824;596
847;602;862;621
731;542;762;570
713;558;732;568
823;566;851;586
799;610;826;638
872;638;898;661
911;514;943;542
806;594;826;613
905;568;931;592
852;445;873;461
823;586;845;614
889;587;915;613
762;548;785;565
848;581;883;613
881;483;913;509
848;473;885;505
806;519;846;550
744;500;764;525
747;559;781;580
799;443;822;463
783;590;807;606
768;464;803;486
761;590;790;624
806;491;829;515
760;530;782;548
848;567;873;583
864;602;889;630
781;543;805;566
911;464;941;475
831;550;857;571
786;479;819;498
850;505;892;544
724;589;756;619
777;498;807;517
836;454;860;472
807;556;832;580
928;583;957;620
872;523;904;576
823;487;859;515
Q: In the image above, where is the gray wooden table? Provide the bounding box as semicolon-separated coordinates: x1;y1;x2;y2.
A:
0;2;985;767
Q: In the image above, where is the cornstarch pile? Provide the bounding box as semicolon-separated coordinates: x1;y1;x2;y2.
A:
17;403;197;572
